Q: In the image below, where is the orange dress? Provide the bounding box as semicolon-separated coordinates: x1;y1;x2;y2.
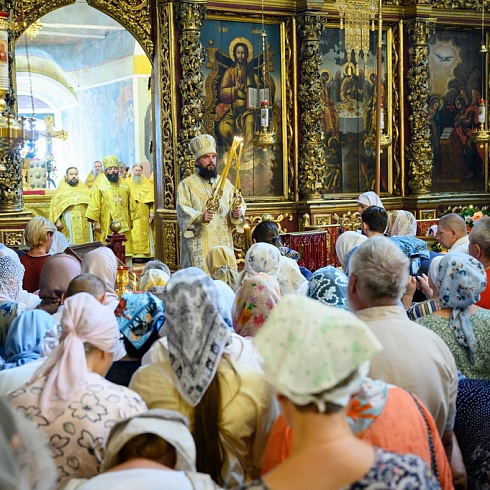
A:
261;385;453;490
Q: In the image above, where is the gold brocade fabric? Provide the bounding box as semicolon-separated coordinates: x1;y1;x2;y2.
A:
50;179;93;245
85;179;140;256
128;175;155;256
176;173;246;273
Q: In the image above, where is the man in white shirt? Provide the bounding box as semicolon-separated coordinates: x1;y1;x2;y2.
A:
436;213;469;253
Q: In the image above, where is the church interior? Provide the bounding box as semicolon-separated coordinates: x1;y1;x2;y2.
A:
0;0;489;270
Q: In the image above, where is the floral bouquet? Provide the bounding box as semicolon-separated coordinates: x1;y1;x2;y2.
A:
460;206;490;228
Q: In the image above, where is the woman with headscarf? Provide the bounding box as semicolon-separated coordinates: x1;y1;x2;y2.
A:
63;409;220;490
0;310;56;396
7;293;147;488
81;246;119;309
357;191;383;211
232;273;281;337
129;268;279;488
307;266;349;310
416;252;490;379
240;242;306;296
0;256;26;349
37;253;82;315
239;295;438;490
334;231;367;270
386;210;418;237
206;245;240;291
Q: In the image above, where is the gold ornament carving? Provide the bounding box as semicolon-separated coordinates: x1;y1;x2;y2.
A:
1;231;24;247
0;153;24;212
391;24;402;194
157;3;178;210
284;17;296;201
176;1;207;180
406;20;434;195
420;210;437;219
297;14;327;200
163;221;178;270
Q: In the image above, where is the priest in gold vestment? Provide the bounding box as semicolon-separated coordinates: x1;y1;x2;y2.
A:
50;167;93;244
128;163;155;257
85;155;140;256
84;160;103;189
177;134;245;272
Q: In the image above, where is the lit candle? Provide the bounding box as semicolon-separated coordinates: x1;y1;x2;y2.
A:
234;141;243;193
380;103;385;130
243;223;252;251
479;101;486;124
218;136;241;192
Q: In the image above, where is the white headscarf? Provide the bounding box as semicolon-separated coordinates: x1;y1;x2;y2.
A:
357;191;383;208
0;256;24;304
254;295;382;410
387;210;418;237
335;231;367;266
81;247;118;305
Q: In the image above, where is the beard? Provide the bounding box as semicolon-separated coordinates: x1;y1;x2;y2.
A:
67;179;78;187
107;172;119;183
197;166;218;180
132;175;142;184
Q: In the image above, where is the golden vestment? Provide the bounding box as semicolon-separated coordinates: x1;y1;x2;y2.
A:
85;178;140;256
84;171;104;189
50;179;93;245
127;175;155;257
176;172;246;273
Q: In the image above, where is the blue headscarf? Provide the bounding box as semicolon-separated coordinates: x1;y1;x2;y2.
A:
307;266;349;310
437;253;487;365
389;236;430;260
3;310;55;369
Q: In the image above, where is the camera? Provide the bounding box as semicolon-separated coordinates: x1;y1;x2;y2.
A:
409;253;422;277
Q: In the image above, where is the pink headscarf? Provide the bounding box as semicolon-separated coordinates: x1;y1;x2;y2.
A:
81;247;118;305
232;273;281;337
33;292;119;420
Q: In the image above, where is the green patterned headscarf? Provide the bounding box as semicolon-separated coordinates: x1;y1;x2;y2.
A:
254;295;383;410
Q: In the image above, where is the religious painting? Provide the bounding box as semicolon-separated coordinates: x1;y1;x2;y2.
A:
201;16;286;199
428;30;486;192
318;27;391;195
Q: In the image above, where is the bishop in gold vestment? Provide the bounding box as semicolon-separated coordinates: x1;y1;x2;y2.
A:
128;164;155;257
50;167;93;244
177;134;245;272
85;155;140;256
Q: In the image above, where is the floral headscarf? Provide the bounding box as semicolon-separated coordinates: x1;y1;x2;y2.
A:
243;242;281;278
254;295;382;410
387;210;418;237
437;253;487;365
232;273;281;337
307;266;349;310
389;235;430;260
163;268;230;407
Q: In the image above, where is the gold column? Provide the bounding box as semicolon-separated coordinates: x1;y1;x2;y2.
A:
297;13;327;200
175;0;207;180
406;19;435;195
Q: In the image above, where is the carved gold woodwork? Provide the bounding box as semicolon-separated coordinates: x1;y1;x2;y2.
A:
176;0;207;181
163;221;178;270
391;23;402;194
297;14;327;200
406;20;434;195
155;2;178;211
420;210;438;220
0;152;24;212
246;213;294;234
0;230;24;246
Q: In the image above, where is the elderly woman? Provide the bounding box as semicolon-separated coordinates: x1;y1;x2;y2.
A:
206;245;240;290
416;252;490;379
130;268;278;488
240;295;438;489
357;191;383;211
334;231;367;270
20;216;57;293
240;242;306;296
37;253;82;315
307;266;349;310
8;293;147;488
81;246;119;309
64;409;220;489
232;273;281;337
0;256;26;349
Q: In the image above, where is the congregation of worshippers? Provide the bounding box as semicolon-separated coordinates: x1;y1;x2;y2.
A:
2;190;490;490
